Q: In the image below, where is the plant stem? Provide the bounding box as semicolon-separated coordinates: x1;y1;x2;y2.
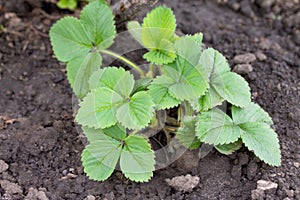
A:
100;49;145;77
146;63;155;78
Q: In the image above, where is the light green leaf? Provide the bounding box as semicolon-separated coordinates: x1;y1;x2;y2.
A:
80;0;116;49
57;0;78;10
133;77;151;93
240;123;281;166
103;124;126;140
164;65;208;101
215;139;242;155
49;17;92;62
174;36;201;67
89;67;134;97
120;135;155;182
142;6;176;49
81;134;122;181
67;52;102;99
196;108;242;145
82;126;105;143
196;85;224;112
75;88;123;129
143;39;177;65
176;116;201;149
116;91;155;130
187;33;203;46
148;75;180;110
232;103;273;125
212;72;251;107
127;21;143;45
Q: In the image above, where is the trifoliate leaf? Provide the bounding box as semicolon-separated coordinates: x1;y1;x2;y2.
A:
142;6;176;48
176;116;201;150
78;67;155;130
49;17;92;62
196;108;242;145
81;134;122;181
193;48;251;110
148;76;180;110
212;72;251;107
116;91;155;130
67;52;102;99
159;37;209;101
215;139;242;155
143;39;176;65
120;135;155;182
239;123;281;166
80;0;116;49
89;67;134;97
57;0;78;10
75;88;123;129
232;103;273;125
127;21;143;45
141;6;177;64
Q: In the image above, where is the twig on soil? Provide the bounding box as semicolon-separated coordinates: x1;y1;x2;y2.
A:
32;8;62;20
112;0;158;26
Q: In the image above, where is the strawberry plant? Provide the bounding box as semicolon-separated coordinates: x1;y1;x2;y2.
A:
49;0;281;182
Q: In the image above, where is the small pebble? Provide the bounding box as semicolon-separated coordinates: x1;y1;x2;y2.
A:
293;162;300;168
255;51;267;61
0;160;9;173
84;195;96;200
233;64;253;74
257;180;278;194
165;174;199;192
0;180;22;194
234;53;256;64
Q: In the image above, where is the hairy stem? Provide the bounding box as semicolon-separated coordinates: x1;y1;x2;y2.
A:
100;49;145;77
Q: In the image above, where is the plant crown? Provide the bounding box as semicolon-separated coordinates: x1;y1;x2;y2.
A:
49;0;281;182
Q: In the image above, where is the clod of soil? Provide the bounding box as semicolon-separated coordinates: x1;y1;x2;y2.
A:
165;174;200;192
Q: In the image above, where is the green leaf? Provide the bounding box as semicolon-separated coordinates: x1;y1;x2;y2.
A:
133;77;152;93
75;88;123;129
78;67;154;130
82;126;105;143
193;48;251;109
89;67;134;97
81;134;122;181
157;37;208;101
142;6;176;49
212;72;251;107
196;108;242;145
103;124;126;140
215;139;242;155
120;135;155;182
198;87;224;111
148;75;181;109
127;21;143;45
80;0;116;49
187;33;203;47
49;17;92;62
239;123;281;166
232;103;273;125
67;52;102;98
116;91;155;130
176;116;201;149
143;39;176;65
57;0;78;10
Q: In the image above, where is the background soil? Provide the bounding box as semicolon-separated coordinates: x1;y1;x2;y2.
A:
0;0;299;199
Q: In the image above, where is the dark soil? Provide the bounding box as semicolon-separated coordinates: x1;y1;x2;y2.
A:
0;0;299;199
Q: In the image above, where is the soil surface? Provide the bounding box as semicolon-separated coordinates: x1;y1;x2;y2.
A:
0;0;299;199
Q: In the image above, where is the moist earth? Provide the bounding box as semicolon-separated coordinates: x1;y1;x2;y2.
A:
0;0;299;199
